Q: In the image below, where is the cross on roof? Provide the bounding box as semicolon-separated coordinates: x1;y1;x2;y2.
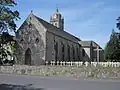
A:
94;46;103;62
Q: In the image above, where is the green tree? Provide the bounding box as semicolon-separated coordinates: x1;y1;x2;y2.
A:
0;0;20;33
105;16;120;62
104;36;120;61
0;32;15;65
0;0;20;65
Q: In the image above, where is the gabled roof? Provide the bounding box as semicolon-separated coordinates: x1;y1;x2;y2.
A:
34;15;81;43
79;41;92;47
80;41;103;49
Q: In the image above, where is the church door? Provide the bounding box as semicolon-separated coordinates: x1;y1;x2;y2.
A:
25;48;31;65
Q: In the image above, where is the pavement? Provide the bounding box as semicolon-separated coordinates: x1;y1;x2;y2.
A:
0;74;120;90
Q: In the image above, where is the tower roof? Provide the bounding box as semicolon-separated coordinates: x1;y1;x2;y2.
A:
56;7;59;13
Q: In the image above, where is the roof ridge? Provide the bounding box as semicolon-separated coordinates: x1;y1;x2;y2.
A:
34;14;81;41
34;15;61;30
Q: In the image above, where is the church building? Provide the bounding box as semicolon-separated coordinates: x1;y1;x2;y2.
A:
15;9;104;65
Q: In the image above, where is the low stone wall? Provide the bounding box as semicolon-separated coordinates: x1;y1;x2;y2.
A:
0;65;120;80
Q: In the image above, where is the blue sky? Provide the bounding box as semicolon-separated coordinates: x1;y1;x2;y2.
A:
14;0;120;48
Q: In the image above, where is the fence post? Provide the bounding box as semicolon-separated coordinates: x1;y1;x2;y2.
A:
70;62;72;66
68;62;71;66
85;62;89;67
60;61;62;66
45;61;48;65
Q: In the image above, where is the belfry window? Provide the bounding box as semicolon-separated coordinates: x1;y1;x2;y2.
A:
55;23;57;26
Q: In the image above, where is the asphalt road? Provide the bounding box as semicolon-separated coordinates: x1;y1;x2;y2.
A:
0;74;120;90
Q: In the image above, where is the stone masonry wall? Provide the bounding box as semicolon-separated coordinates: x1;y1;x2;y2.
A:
15;13;46;65
0;65;120;80
46;31;81;62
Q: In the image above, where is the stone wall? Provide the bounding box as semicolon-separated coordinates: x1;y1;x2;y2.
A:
46;31;82;62
0;65;120;80
15;13;46;65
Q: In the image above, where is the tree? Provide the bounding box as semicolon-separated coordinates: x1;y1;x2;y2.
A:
104;36;120;61
116;17;120;30
104;16;120;62
0;0;20;65
0;32;15;65
0;0;20;33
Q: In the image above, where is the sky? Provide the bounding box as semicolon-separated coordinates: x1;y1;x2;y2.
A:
13;0;120;48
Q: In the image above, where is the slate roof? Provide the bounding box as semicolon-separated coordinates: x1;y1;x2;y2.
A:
80;41;103;49
34;15;81;43
79;41;92;47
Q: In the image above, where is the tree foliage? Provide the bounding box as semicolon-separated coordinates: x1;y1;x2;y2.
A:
0;0;20;33
0;32;15;65
105;16;120;62
0;0;20;65
104;36;120;61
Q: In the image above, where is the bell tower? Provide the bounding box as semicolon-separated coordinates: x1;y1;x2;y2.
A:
50;8;64;30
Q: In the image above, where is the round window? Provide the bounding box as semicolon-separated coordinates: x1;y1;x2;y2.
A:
35;38;39;44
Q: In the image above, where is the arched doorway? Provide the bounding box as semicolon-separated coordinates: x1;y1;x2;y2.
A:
25;48;31;65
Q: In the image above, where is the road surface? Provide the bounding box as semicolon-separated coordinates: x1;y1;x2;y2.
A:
0;74;120;90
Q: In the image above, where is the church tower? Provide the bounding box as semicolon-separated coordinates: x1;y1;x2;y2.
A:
50;8;64;30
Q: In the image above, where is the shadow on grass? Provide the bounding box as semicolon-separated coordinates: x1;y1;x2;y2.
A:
0;84;44;90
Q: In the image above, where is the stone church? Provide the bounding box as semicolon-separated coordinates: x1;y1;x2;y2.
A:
15;9;104;65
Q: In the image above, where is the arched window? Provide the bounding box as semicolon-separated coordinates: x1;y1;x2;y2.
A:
76;47;79;61
72;46;75;60
54;42;58;61
61;42;64;61
67;45;70;61
82;49;85;57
